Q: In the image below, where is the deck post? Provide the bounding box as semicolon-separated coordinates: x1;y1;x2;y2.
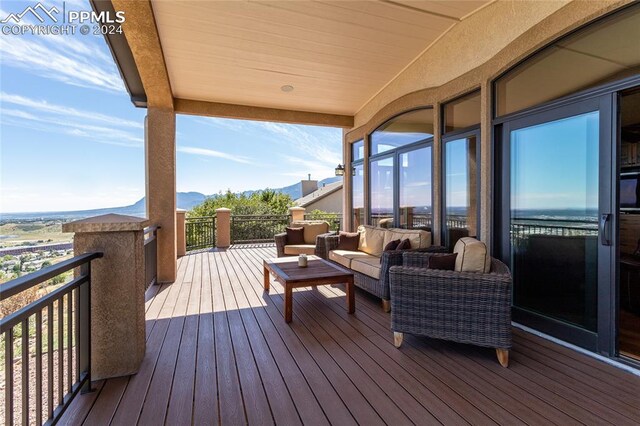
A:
63;214;149;380
290;206;305;223
176;209;186;257
145;108;177;283
216;208;231;247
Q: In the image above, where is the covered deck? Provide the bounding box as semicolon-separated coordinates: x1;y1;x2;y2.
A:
62;245;640;425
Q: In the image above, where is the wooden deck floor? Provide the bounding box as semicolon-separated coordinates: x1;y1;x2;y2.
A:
62;245;640;425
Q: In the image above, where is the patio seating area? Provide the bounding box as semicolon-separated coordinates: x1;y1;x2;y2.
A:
61;244;640;425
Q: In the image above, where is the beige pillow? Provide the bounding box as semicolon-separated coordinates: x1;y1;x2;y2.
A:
357;225;385;256
302;222;329;245
383;228;431;249
453;237;491;273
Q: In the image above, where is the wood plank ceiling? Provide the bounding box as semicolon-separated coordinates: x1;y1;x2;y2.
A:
151;0;490;116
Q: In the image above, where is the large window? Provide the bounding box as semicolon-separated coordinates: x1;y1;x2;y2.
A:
399;147;432;229
442;92;480;249
352;162;364;229
369;108;433;229
495;4;640;117
350;139;365;230
370;156;394;227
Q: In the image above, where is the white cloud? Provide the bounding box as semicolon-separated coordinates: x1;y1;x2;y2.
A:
255;122;342;168
1;92;142;129
0;31;123;92
1;104;143;148
177;146;255;165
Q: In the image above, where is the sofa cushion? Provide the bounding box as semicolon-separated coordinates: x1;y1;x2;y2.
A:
329;250;373;269
291;221;330;245
337;232;359;251
383;239;401;252
383;228;431;249
285;227;305;245
453;237;491;273
428;253;458;271
396;238;411;250
351;257;381;280
284;244;316;256
357;225;385;256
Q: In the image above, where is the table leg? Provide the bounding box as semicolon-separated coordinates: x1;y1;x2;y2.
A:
346;278;355;314
263;265;270;292
285;284;293;323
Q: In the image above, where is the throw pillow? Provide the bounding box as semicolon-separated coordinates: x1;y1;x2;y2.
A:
285;227;305;245
428;253;458;271
337;232;359;251
396;239;411;251
384;239;401;251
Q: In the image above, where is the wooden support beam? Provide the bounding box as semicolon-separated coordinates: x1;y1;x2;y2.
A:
175;98;354;128
111;0;173;110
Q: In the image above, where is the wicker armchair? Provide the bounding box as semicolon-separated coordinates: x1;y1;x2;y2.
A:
389;251;512;367
321;233;447;311
275;231;336;258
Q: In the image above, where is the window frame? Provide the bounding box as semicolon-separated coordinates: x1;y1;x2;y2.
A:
350;139;365;231
441;128;482;248
368;130;435;228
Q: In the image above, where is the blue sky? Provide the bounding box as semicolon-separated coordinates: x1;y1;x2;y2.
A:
0;0;342;213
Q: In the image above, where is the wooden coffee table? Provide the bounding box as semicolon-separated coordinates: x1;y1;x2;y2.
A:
263;256;355;323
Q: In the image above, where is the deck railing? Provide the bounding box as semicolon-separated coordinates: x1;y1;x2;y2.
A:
510;218;599;250
144;226;160;288
303;213;342;231
231;214;290;244
186;216;216;251
0;252;102;425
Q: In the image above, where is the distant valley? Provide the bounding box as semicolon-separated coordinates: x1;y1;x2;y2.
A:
1;177;340;221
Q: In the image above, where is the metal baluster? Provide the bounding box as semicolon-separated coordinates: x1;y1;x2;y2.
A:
47;303;53;419
79;262;92;393
58;297;63;405
22;318;29;426
36;310;43;425
75;287;80;383
67;291;73;393
5;329;14;426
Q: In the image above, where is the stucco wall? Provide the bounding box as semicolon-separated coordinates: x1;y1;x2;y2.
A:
344;0;632;249
354;0;570;129
304;188;343;214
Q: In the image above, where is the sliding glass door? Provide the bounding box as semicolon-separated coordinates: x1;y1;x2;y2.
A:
500;96;614;351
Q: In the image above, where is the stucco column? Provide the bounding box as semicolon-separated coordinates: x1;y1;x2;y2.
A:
289;206;305;222
216;208;231;248
145;108;177;283
63;214;148;380
176;209;186;257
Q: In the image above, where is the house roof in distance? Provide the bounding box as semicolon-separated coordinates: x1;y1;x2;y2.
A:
295;181;342;208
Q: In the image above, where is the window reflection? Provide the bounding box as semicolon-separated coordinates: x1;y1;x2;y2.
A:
370;109;433;155
352;163;364;229
445;136;478;247
399;147;432;230
370;157;394;228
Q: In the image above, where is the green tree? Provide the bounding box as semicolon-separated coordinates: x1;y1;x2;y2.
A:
189;189;294;217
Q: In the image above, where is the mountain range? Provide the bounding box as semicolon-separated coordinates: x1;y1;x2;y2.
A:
1;177;341;221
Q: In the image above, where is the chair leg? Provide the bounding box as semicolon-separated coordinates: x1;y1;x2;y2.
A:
382;299;391;313
496;349;509;368
394;332;403;348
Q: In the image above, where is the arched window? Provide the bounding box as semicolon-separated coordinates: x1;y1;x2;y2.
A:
369;108;434;229
495;5;640;117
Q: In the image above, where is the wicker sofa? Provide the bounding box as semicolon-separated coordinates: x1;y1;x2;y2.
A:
321;225;446;312
389;249;512;367
274;220;333;258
